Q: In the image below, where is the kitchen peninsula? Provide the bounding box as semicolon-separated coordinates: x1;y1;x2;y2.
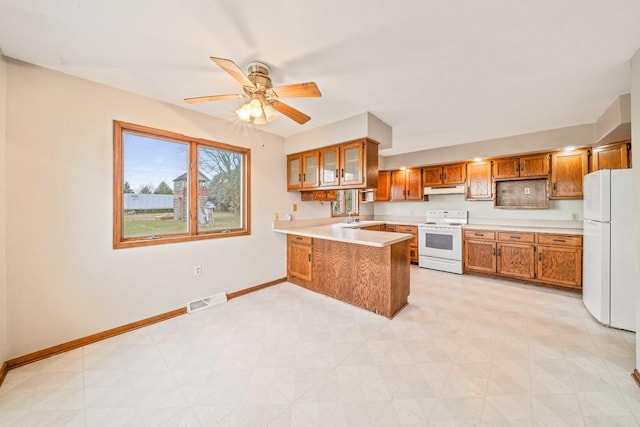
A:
273;220;413;318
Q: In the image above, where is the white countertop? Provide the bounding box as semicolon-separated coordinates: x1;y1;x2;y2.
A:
464;223;583;235
273;221;413;247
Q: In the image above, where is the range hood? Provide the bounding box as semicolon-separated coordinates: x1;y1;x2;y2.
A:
423;185;466;195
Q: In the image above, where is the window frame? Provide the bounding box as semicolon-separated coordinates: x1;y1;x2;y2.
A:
331;189;359;217
113;120;251;249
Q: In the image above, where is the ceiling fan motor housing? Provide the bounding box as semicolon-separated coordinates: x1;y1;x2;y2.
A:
246;62;272;91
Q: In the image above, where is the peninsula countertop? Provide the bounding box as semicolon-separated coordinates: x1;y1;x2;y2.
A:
273;220;413;247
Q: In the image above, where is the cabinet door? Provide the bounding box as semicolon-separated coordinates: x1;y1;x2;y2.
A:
319;146;340;186
466;161;493;200
390;170;407;201
422;166;443;187
493;157;520;179
550;149;589;199
376;171;391;201
287;236;313;281
464;240;496;273
287;154;302;190
405;169;423;200
497;242;536;279
302;152;319;188
591;142;631;171
340;141;364;186
442;163;466;185
519;153;550;177
536;245;582;288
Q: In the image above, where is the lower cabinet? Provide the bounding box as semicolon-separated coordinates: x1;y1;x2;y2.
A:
463;229;582;291
384;224;418;264
287;235;313;282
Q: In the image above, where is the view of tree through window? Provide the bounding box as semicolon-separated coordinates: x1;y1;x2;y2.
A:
331;189;359;217
113;121;250;248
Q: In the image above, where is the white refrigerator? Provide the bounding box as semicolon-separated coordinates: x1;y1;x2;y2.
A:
583;169;636;331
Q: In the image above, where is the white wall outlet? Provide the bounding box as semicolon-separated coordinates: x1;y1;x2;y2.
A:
193;265;202;276
571;213;579;221
524;188;531;195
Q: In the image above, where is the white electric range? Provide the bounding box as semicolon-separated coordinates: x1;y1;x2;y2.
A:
418;210;468;274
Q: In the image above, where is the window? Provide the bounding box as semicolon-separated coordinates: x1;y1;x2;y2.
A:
331;189;359;217
113;121;250;248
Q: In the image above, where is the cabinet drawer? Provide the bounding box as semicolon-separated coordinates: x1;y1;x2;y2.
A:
464;230;496;240
385;224;397;232
537;234;582;247
287;234;312;245
497;232;535;243
396;225;417;234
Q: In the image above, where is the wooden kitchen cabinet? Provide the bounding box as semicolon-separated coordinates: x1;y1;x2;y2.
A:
493;154;550;179
496;241;536;280
466;161;493;200
590;141;632;171
396;225;418;263
464;239;497;274
287;235;313;282
319;145;340;187
463;228;583;291
550;149;589;199
376;171;391;201
287;152;319;190
390;168;423;201
422;163;466;187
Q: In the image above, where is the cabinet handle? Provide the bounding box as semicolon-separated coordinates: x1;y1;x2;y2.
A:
439;173;442;180
335;169;339;178
341;169;344;178
553;239;566;243
298;174;302;182
515;161;519;172
303;173;306;181
443;173;447;180
308;254;311;262
492;248;496;255
538;252;542;261
510;236;521;239
521;163;525;171
497;248;501;256
296;237;303;240
553;183;557;191
474;233;484;237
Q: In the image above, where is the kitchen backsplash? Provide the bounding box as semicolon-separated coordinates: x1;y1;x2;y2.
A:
372;194;584;222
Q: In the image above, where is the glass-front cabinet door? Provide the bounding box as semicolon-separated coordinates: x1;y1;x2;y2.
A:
340;141;364;186
319;146;339;186
287;154;302;190
302;152;319;188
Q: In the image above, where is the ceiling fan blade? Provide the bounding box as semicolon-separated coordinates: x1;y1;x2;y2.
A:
271;82;321;98
270;101;311;124
184;94;247;104
210;57;255;88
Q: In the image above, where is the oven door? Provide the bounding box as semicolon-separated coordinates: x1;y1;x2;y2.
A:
418;226;462;261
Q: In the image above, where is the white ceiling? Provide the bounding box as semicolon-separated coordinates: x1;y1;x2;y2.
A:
1;0;640;156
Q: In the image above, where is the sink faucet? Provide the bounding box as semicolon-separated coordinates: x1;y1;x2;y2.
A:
348;211;359;223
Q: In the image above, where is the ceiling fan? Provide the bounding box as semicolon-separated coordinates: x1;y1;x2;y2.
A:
185;57;321;125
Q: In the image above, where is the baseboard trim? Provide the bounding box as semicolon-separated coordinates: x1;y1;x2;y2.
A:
5;307;187;371
0;277;288;385
632;369;640;388
0;362;8;388
227;277;287;300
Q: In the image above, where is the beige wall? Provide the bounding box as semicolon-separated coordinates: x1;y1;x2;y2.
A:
631;49;640;368
0;52;7;366
3;59;298;358
381;124;595;170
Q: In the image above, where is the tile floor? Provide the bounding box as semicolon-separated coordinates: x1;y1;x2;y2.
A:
0;267;638;426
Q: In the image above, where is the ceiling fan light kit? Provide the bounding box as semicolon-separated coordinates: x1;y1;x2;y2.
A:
185;57;321;125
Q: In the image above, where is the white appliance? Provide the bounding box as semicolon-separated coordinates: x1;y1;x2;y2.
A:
583;169;637;331
418;210;468;274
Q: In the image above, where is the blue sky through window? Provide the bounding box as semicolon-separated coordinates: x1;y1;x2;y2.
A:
123;133;188;192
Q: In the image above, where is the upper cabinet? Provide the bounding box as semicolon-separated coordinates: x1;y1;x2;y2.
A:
390;168;423;201
287;151;319;191
289;138;379;192
466;161;493;200
550;149;589;199
422;163;466;187
376;171;391;201
493;154;550;179
590;141;631;172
